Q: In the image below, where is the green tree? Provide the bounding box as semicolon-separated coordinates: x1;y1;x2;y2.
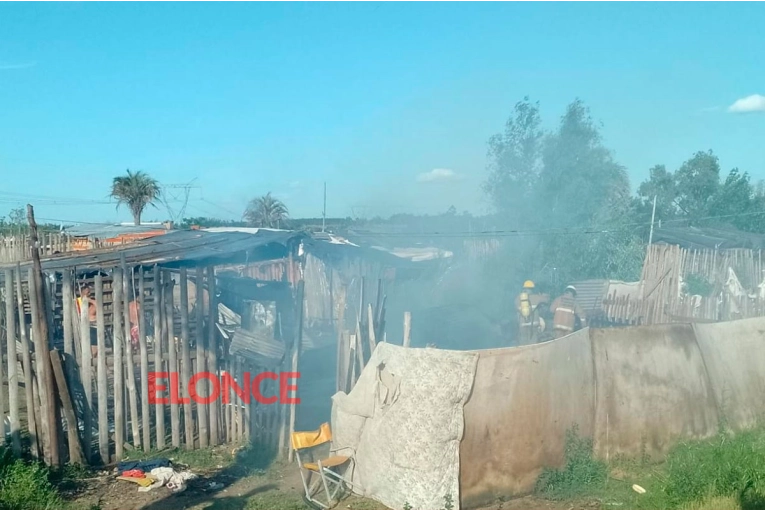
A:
243;193;289;228
673;150;720;219
536;100;640;284
483;96;543;226
110;170;161;225
636;164;678;222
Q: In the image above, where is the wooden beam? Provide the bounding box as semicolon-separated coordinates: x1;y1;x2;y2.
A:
403;312;411;348
49;349;84;464
26;205;59;465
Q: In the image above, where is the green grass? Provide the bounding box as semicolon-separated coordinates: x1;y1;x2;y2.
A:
535;425;765;510
244;491;307;510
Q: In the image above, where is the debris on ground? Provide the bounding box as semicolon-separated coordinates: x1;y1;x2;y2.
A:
114;458;198;494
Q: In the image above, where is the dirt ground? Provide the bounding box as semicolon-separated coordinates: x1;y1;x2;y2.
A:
65;449;597;510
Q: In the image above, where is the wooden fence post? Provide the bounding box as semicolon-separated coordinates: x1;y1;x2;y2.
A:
180;268;194;449
195;266;208;448
153;266;165;450
138;268;150;451
17;264;39;459
95;275;109;464
4;269;21;455
113;269;126;461
166;271;180;448
207;266;219;446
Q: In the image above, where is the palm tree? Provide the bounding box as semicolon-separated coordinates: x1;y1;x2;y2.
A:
243;193;289;228
110;170;161;225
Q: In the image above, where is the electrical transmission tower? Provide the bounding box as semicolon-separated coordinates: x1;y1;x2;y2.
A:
159;179;200;224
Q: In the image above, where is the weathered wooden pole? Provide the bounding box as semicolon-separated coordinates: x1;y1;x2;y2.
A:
138;268;150;450
180;268;194;449
195;266;208;448
113;269;126;461
26;205;59;465
4;269;21;455
18;263;39;459
207;266;219;446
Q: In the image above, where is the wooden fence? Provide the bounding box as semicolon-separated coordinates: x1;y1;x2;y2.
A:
0;263;304;466
603;244;765;326
0;234;79;263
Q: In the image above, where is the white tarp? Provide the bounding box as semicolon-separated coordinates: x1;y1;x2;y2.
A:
331;343;478;510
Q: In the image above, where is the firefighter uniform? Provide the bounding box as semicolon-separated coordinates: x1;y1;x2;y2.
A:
515;281;547;345
550;285;586;339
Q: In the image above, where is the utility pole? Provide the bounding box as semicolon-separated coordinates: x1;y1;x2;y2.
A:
648;194;657;248
322;182;327;232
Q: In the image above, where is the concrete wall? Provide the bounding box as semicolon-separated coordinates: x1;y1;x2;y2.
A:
460;318;765;508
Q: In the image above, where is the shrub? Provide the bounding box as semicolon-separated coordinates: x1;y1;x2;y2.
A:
0;458;62;510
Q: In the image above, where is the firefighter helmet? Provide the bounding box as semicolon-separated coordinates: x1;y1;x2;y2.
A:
523;280;535;289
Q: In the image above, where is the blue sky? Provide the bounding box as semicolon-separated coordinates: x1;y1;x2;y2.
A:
1;2;764;225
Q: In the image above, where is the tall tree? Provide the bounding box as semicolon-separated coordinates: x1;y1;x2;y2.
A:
110;170;161;226
243;193;289;228
673;150;720;219
636;164;678;222
483;96;543;226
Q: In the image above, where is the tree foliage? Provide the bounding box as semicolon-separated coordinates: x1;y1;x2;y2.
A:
243;193;290;228
484;98;644;290
110;169;161;226
636;151;765;232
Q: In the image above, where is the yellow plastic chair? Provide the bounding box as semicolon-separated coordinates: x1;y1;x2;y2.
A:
292;422;358;509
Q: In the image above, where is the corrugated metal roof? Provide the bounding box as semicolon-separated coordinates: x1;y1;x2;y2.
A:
64;223;165;238
1;229;305;272
570;279;609;317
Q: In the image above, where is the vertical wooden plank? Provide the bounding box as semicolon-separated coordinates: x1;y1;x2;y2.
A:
50;349;84;464
5;269;21;455
28;267;54;465
166;271;180;448
18;265;39;459
226;357;233;443
195;266;208;448
138;268;150;451
112;269;126;461
367;304;376;352
233;357;241;443
94;275;109;464
122;260;141;450
403;312;411;348
287;279;304;462
62;271;74;357
153;267;165;450
244;361;251;443
179;268;194;450
207;266;219;446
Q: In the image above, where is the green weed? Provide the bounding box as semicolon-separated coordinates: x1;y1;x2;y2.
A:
535;424;608;500
660;429;765;508
0;458;63;510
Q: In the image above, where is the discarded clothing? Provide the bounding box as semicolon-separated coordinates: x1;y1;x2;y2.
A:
117;458;171;475
138;467;198;494
117;475;155;487
121;469;145;478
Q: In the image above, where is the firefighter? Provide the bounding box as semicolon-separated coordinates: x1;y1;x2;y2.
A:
550;285;586;339
515;280;547;344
